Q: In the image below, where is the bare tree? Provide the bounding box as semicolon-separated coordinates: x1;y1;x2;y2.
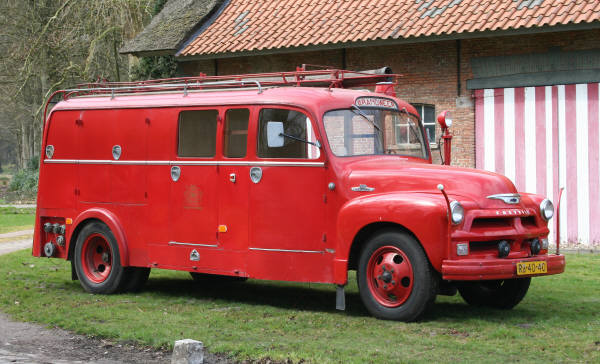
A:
0;0;154;168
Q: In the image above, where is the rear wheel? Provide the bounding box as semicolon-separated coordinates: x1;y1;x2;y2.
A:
357;230;437;321
74;222;127;294
457;278;531;309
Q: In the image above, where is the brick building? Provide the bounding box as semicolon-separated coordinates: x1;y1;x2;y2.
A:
122;0;600;246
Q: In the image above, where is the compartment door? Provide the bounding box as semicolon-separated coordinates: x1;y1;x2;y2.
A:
166;109;220;269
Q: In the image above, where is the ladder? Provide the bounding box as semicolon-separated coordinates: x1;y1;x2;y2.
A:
44;65;399;122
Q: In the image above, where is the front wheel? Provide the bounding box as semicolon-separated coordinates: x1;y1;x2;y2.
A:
357;230;437;321
457;278;531;309
74;222;127;294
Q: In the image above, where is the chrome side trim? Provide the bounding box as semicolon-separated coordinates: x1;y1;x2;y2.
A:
80;159;114;164
45;159;171;165
171;160;325;167
249;247;324;254
172;160;220;166
168;241;219;248
44;159;79;164
44;159;324;167
486;193;521;204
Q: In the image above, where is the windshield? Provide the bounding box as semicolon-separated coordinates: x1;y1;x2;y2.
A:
323;107;428;159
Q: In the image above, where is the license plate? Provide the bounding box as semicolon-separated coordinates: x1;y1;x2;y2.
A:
516;261;547;275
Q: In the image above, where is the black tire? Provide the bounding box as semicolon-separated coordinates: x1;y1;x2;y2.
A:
122;267;151;292
190;272;248;284
73;222;127;294
357;230;438;321
457;278;531;309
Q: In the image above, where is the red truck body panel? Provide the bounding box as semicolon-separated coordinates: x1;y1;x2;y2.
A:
34;84;564;288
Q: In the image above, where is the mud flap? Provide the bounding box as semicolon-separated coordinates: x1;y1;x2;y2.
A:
336;285;346;311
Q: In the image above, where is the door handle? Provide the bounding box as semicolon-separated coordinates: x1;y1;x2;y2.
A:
229;173;236;183
250;167;262;183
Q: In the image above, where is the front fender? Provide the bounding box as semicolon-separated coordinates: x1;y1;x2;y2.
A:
520;192;545;209
336;192;449;273
71;208;129;266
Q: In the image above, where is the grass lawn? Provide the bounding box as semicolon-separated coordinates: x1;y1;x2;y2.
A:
0;207;35;234
0;250;597;363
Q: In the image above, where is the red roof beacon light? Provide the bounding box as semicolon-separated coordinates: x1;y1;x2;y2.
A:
437;110;452;130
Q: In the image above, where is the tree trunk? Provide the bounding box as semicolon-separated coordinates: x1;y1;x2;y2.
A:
19;121;27;169
37;59;49;162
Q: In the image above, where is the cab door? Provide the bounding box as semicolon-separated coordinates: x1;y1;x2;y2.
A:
167;109;220;269
216;107;252;276
247;107;331;282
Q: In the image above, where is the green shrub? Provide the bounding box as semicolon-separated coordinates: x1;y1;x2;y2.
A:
130;55;177;80
9;156;39;196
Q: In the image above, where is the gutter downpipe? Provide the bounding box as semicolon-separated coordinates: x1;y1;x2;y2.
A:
556;187;564;255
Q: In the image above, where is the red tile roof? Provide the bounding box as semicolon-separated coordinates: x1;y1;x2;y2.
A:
179;0;600;57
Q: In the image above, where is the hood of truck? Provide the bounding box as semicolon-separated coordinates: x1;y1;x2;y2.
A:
344;158;529;209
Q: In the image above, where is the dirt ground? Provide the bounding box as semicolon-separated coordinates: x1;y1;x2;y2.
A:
0;312;169;363
0;235;234;364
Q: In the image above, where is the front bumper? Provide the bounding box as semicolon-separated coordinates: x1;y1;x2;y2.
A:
442;254;565;281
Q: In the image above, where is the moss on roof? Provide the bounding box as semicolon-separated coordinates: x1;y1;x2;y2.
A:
120;0;223;56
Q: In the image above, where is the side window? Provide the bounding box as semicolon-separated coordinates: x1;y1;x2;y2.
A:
257;108;320;159
410;104;436;145
223;108;249;158
178;110;218;157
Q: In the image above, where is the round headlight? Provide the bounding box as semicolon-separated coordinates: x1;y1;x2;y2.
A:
540;199;554;221
450;200;464;225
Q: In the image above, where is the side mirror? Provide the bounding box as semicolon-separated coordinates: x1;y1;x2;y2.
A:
437;110;452;130
267;121;284;147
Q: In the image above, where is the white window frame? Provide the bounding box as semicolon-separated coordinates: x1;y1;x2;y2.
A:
411;104;436;146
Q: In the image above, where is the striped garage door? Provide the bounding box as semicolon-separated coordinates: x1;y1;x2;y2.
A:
475;84;600;247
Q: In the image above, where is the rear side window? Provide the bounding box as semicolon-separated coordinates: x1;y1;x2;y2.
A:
223;108;250;158
178;110;218;157
257;108;320;159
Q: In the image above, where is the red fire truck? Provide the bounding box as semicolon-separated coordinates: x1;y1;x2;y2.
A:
33;67;565;321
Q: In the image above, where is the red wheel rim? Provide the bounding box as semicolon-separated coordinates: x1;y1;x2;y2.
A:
81;233;113;283
366;246;414;307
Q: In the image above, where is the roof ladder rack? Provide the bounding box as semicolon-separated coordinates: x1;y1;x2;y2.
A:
44;66;398;122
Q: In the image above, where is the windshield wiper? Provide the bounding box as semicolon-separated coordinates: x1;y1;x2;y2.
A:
279;133;321;148
351;104;380;131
